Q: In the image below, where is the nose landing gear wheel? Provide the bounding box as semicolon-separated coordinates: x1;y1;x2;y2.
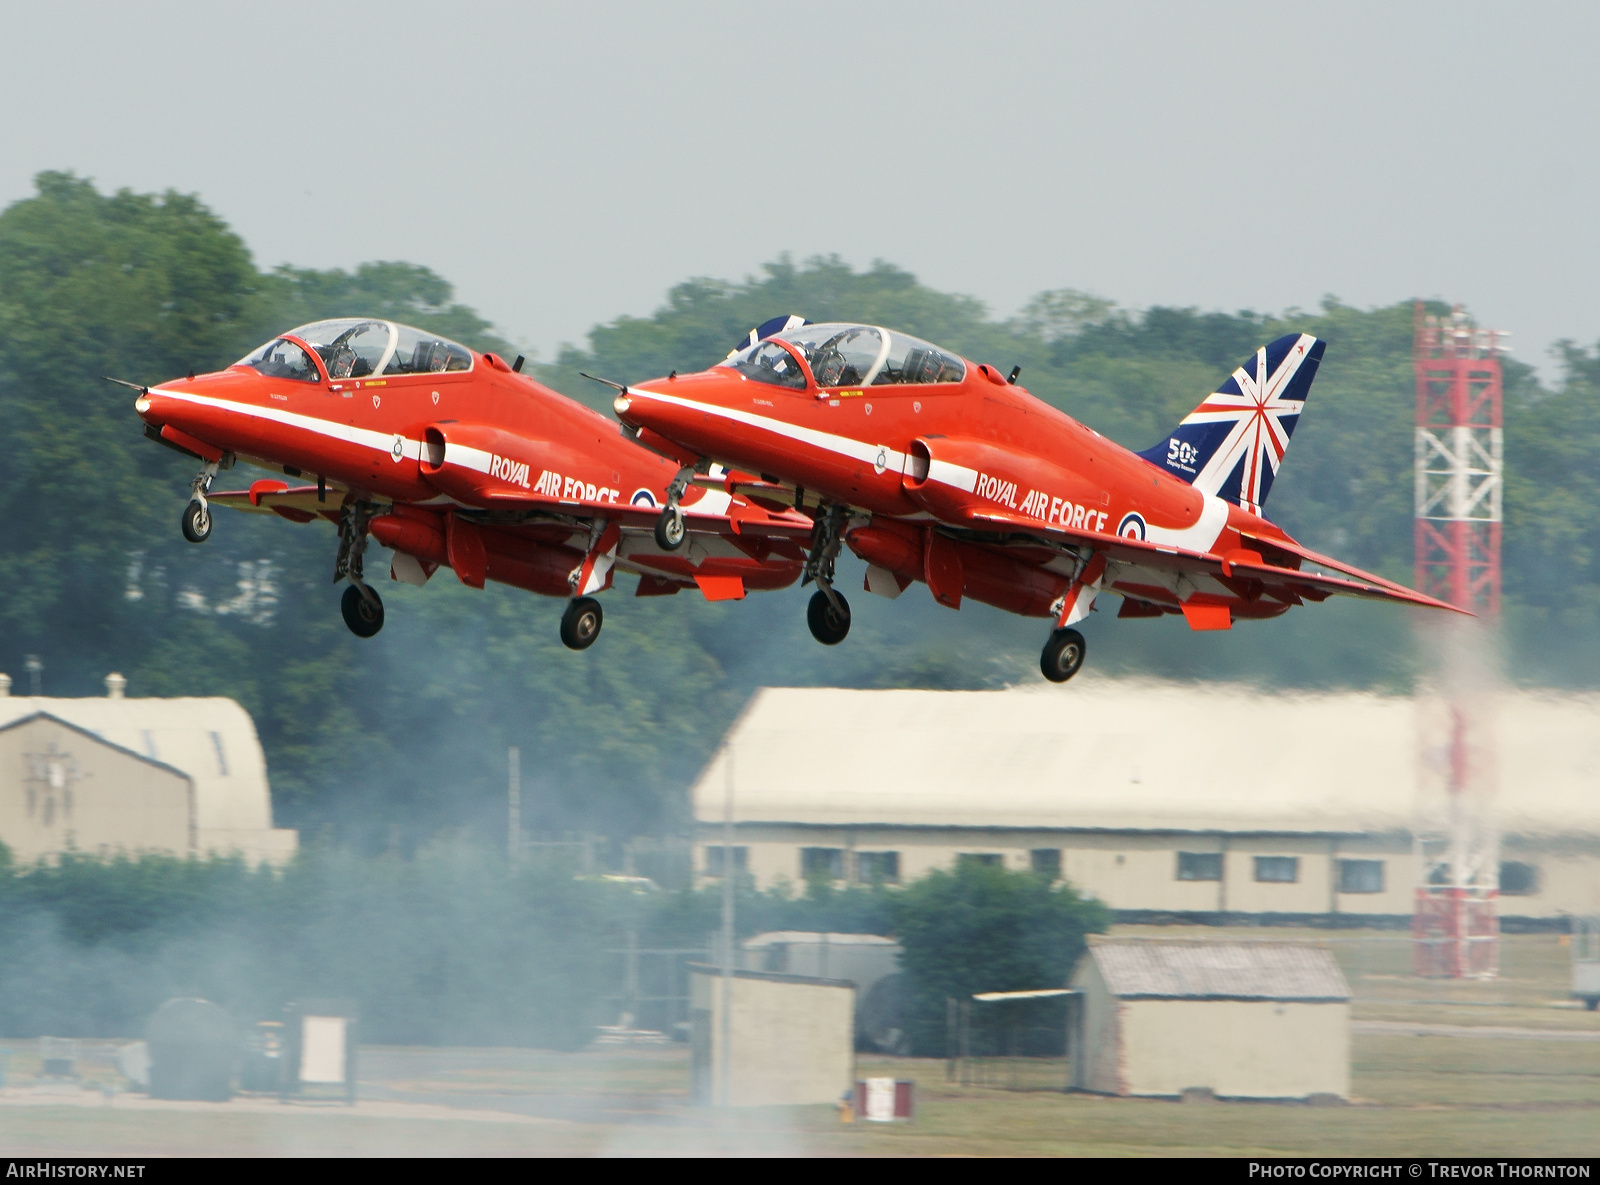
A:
341;584;385;638
654;506;686;551
181;501;211;543
806;590;851;645
560;596;604;650
1040;628;1086;683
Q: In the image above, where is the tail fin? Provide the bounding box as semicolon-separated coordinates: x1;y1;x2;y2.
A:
727;314;809;358
1137;332;1325;515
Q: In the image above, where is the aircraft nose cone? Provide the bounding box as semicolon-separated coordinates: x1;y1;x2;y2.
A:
136;389;177;427
616;386;672;428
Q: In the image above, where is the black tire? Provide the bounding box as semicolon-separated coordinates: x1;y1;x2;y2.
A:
806;589;851;645
1040;628;1086;683
560;596;604;650
654;506;686;551
181;500;211;543
341;584;385;638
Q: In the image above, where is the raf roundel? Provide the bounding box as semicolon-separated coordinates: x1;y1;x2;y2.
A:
630;488;658;508
1116;512;1147;541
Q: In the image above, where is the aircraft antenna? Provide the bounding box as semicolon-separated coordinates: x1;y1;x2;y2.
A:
1411;300;1506;979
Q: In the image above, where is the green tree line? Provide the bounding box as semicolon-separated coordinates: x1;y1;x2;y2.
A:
2;172;1598;843
0;843;1103;1054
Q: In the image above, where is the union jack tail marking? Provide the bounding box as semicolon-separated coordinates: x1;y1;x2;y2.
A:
1136;332;1326;515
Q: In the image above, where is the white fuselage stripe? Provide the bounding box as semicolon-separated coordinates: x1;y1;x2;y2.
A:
633;388;911;479
149;387;739;523
632;387;1226;550
151;388;420;460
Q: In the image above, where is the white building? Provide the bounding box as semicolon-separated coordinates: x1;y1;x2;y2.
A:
690;680;1600;923
0;672;297;865
1072;940;1351;1099
688;964;855;1107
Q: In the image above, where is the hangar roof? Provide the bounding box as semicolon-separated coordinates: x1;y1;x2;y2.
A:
692;679;1600;838
1081;940;1350;1001
0;689;275;833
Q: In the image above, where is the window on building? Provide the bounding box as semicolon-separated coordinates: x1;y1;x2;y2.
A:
1030;849;1062;881
1176;852;1223;881
856;851;900;884
801;847;845;881
1338;859;1385;894
1499;861;1540;896
703;845;747;877
1254;856;1299;883
957;853;1003;869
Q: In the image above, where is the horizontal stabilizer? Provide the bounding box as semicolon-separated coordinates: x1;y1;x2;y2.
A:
961;505;1466;614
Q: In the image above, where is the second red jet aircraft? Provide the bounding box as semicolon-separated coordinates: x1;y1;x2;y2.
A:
611;318;1461;682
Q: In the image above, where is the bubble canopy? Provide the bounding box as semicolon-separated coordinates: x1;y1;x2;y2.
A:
720;322;966;389
235;319;474;381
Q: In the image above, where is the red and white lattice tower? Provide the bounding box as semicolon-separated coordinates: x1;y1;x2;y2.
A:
1411;302;1505;978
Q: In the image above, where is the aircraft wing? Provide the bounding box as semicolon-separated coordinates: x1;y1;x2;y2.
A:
210;482;816;540
208;484;341;524
473;488;816;539
963;507;1465;614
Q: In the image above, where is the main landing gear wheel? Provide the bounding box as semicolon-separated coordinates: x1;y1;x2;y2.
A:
654;506;686;551
341;584;385;638
806;590;851;646
560;596;604;650
181;500;211;544
1040;628;1086;684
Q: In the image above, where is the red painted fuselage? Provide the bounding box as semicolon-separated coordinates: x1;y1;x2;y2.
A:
131;319;809;626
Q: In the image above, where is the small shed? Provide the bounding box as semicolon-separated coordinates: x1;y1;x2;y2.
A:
1070;940;1350;1100
688;965;854;1107
742;931;902;1047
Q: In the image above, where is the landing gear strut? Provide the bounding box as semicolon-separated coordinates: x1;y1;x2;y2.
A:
803;503;851;645
560;597;604;650
654;463;696;551
1040;628;1086;683
335;500;385;638
180;457;222;543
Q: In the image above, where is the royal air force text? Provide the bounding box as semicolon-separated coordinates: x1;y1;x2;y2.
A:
975;473;1110;533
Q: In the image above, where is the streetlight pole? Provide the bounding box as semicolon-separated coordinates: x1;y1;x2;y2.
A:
719;742;735;1107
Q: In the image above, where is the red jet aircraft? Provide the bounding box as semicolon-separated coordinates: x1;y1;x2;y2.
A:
609;318;1462;682
120;318;812;645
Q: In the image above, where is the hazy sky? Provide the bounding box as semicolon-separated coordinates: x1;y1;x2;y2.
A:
2;1;1596;374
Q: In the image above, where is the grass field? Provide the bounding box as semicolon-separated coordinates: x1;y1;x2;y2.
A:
0;930;1594;1157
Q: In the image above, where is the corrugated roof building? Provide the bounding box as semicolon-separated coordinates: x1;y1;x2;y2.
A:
1071;940;1351;1098
0;672;296;865
691;680;1600;921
